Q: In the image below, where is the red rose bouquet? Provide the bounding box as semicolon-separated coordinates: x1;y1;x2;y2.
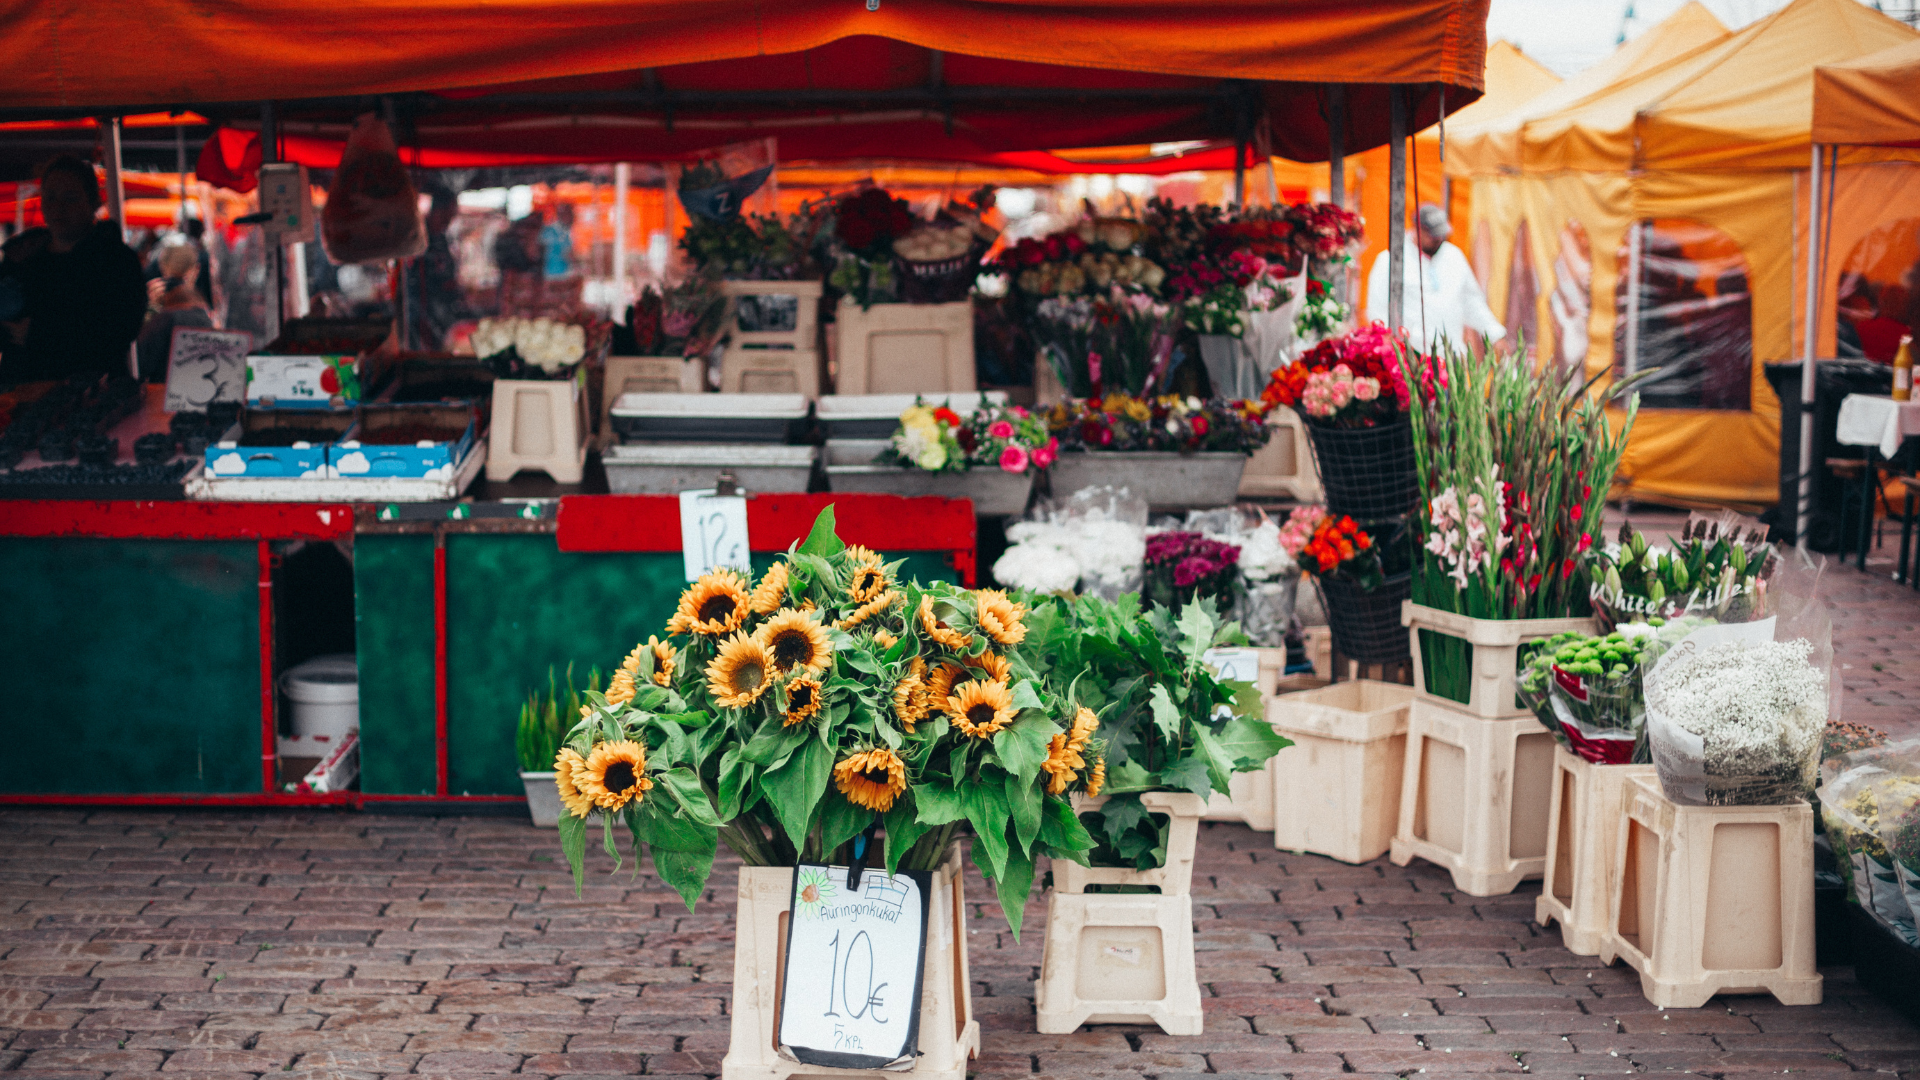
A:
1260;322;1413;428
1284;202;1365;262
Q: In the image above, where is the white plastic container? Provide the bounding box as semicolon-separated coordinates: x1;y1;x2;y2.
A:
603;443;817;494
815;391;1007;440
281;653;359;739
609;392;810;443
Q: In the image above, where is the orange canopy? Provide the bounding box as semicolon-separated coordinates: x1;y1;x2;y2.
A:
1812;38;1920;148
0;1;1486;163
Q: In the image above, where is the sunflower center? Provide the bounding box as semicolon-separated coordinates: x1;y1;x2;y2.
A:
769;629;813;669
855;569;881;592
603;762;638;792
789;683;814;709
862;767;893;786
967;703;998;727
731;663;765;693
698;594;737;623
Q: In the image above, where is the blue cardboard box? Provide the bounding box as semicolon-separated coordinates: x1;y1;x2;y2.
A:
204;410;354;478
329;403;477;480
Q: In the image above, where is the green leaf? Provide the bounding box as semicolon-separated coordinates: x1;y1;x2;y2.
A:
913;782;968;826
1191;725;1236;797
1229;679;1264;723
797;506;845;557
1009;679;1046;714
963;782;1011;878
1215;715;1293;770
1097;794;1148;843
819;793;873;858
761;737;832;850
1101;756;1154;795
1038;795;1095;856
557;812;588;895
1004;771;1041;855
1148;684;1183;744
991;842;1036;942
629;800;717;912
654;767;722;826
1175;602;1217;671
715;748;749;822
740;714;804;768
1158;755;1215;799
992;714;1056;785
882;802;933;877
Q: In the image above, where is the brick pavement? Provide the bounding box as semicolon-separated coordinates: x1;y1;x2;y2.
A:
1;809;1915;1080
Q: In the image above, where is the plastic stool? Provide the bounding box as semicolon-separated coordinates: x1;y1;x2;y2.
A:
1390;699;1557;896
486;378;587;484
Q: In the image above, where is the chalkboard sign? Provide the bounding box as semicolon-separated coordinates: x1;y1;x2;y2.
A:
164;328;251;412
777;862;931;1070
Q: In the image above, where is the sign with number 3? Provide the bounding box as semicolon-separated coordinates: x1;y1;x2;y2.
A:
777;862;931;1069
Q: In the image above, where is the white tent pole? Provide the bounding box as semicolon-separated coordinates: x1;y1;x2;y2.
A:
102;117;127;240
613;162;631;310
1796;144;1823;553
1387;87;1406;333
1623;221;1643;374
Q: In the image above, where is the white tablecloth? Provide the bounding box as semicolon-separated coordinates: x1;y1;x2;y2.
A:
1836;393;1920;457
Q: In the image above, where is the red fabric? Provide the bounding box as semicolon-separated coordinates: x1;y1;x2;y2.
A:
1857;316;1909;363
196;128;263;194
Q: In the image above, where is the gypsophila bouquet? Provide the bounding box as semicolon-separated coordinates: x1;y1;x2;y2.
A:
551;507;1102;935
1645;637;1828;806
1234;519;1297;583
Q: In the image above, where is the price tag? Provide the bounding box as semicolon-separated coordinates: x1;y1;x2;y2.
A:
777;863;931;1069
679;489;751;582
1202;647;1261;684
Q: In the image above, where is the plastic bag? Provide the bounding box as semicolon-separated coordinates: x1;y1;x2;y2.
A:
992;485;1147;599
1820;740;1920;944
1588;510;1775;629
321;114;426;265
1877;776;1920;939
1642;548;1835;806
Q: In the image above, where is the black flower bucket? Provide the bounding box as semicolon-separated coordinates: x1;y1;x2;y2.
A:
1315;571;1412;665
1305;414;1419;521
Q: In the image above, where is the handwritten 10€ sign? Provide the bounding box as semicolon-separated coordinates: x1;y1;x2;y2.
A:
777;863;931;1069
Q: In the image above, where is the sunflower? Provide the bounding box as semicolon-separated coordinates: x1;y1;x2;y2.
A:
1085;754;1107;798
706;632;777;709
1067;706;1100;753
947;678;1016;739
872;628;898;650
891;658;928;731
576;740;653;812
845;546;891;603
553;748;595;818
646;636;676;687
917;593;973;651
925;662;966;706
754;609;833;676
604;669;637;707
969;650;1013;684
1040;732;1086;796
783;674;824;727
975;589;1027;646
667;569;751;636
833;748;909;812
748;562;790;615
836;589;899;631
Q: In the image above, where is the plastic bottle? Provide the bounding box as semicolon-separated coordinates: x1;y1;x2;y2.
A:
1896;334;1914;402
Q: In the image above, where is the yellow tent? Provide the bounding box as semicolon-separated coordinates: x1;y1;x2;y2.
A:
1814;38;1920;147
1449;0;1920;509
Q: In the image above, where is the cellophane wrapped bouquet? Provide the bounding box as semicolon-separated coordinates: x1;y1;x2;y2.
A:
993;486;1148;600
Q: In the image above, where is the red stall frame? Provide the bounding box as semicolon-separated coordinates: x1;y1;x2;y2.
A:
0;494;977;808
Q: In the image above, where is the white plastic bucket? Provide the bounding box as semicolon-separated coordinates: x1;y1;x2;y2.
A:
282;653;359;739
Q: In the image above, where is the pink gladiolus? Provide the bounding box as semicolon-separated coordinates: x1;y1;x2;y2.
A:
999;444;1031;473
987;420;1016;440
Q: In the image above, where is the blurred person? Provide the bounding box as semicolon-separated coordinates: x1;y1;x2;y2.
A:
1;155;147;383
541;202;576;278
134;239;214;381
405;186;465;350
1366;202;1505;353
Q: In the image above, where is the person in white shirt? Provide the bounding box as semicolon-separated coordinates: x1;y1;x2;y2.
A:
1365;203;1506;353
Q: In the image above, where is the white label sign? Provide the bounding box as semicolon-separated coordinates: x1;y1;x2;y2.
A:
164;328;252;412
679;489;751;582
777;863;929;1069
1202;647;1261;684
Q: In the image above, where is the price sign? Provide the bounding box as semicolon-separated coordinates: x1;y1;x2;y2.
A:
777;863;930;1069
164;328;251;413
679;489;751;582
1203;647;1262;719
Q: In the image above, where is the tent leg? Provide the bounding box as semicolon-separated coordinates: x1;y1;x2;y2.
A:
261;100;282;345
1796;145;1824;554
1622;220;1643;375
613;162;631;311
1233;136;1247;209
1387;86;1406;334
102;116;126;240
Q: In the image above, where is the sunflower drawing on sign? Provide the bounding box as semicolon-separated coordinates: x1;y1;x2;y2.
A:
796;866;838;917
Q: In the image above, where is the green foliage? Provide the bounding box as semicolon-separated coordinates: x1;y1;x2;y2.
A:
516;665;601;772
1023;592;1292;869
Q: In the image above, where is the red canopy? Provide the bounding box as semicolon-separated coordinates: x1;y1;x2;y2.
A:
4;2;1486;164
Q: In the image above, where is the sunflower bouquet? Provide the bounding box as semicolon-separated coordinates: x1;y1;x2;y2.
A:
551;507;1101;935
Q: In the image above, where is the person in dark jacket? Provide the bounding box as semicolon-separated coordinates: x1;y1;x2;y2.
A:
0;155;148;383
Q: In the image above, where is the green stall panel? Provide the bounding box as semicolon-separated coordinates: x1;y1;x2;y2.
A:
353;531;961;797
0;538;260;794
354;534;438;795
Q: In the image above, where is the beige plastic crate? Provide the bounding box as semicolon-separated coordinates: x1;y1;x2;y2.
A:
834;299;976;395
720;348;824;397
485;378;587;484
598;355;705;445
1600;775;1821;1008
1271;680;1414;864
1389;698;1557;895
1238;407;1322;502
1536;749;1657;956
719;847;979;1080
720;280;825;396
1403;602;1596;720
1038;791;1205;1035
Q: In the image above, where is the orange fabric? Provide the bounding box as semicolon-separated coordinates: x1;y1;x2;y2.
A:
0;2;1484;110
1813;39;1920;147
